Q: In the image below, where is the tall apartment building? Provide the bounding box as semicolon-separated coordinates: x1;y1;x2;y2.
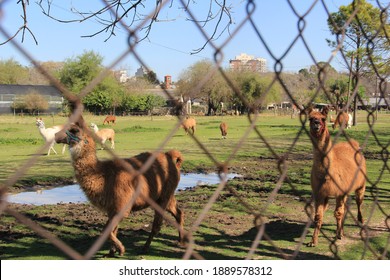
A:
229;53;267;73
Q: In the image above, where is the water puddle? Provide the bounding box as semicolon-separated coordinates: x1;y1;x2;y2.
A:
7;173;239;205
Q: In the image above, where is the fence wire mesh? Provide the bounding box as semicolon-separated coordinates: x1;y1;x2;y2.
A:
0;0;389;260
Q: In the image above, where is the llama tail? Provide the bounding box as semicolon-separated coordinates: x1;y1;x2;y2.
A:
167;150;183;168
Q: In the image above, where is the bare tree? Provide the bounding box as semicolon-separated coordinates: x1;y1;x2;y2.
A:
3;0;234;54
25;91;49;115
0;0;38;46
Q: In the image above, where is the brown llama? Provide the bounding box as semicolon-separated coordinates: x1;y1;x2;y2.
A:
55;115;185;256
181;117;196;135
103;115;116;125
220;122;228;139
332;111;352;129
307;106;366;246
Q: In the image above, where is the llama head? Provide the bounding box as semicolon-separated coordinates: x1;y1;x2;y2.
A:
90;123;98;132
55;122;93;156
35;118;45;128
308;107;329;139
167;150;183;169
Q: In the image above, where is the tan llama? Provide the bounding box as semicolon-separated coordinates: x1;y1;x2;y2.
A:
307;106;366;246
181;117;196;135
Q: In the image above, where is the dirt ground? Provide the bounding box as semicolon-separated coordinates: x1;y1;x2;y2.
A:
1;158;388;260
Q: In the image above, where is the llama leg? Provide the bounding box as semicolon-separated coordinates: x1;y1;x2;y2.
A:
47;142;52;156
355;186;365;224
334;195;347;239
143;211;163;252
308;200;326;247
324;197;329;211
111;225;125;256
48;146;56;155
49;142;57;155
111;139;115;149
61;144;66;154
167;197;185;245
105;220;125;257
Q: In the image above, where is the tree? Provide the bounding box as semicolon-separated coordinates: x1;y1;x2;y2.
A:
177;60;230;115
121;93;139;112
280;72;315;107
0;59;29;84
229;71;282;114
59;51;104;92
24;92;49;115
58;51;124;114
3;1;233;54
177;60;214;100
144;71;159;85
327;0;389;75
145;94;166;112
328;78;349;113
327;0;389;124
11;92;49;115
28;61;64;85
119;93;165;115
11;95;27;115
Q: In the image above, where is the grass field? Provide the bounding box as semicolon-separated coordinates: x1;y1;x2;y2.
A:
0;111;389;259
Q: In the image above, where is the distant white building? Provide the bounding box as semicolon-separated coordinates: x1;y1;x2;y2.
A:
119;70;128;83
229;53;267;73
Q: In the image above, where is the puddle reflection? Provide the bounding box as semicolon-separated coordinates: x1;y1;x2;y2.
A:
8;173;239;205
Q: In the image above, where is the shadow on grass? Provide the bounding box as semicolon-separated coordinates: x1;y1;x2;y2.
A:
1;216;383;260
135;219;333;260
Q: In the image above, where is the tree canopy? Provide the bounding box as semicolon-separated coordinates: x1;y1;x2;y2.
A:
0;59;29;84
327;0;390;76
58;51;125;114
11;92;49;115
177;60;284;115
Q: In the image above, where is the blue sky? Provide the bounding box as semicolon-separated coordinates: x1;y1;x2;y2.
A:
0;0;355;81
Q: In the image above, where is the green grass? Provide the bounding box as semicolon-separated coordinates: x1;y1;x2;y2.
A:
0;111;389;260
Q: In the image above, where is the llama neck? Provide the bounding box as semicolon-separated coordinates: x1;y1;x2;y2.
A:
37;126;46;136
312;128;334;168
71;142;103;195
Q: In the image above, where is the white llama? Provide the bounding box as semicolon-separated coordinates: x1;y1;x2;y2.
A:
347;113;353;129
35;118;66;155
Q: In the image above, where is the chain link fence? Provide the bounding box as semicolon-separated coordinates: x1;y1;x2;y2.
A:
0;0;389;260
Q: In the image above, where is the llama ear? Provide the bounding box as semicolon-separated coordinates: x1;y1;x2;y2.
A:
75;115;88;130
167;150;183;168
176;157;183;168
68;98;88;130
306;105;314;115
322;106;329;117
